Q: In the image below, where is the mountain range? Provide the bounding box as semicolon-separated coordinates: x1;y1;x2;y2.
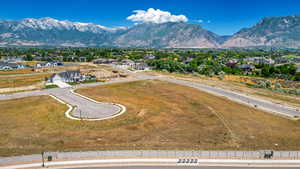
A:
1;15;300;48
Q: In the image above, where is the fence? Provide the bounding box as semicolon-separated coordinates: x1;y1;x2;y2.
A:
1;150;300;164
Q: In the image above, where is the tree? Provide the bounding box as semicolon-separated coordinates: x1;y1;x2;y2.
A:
24;54;33;61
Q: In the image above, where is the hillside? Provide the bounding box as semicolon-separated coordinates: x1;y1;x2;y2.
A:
223;14;300;48
2;15;300;48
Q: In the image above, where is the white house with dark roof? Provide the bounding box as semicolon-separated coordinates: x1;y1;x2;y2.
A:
36;61;63;68
48;70;84;83
0;61;28;70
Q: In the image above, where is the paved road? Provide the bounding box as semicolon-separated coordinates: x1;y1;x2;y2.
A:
50;88;121;119
114;65;300;118
0;69;299;119
0;85;122;120
0;75;150;119
155;76;300;118
68;166;298;169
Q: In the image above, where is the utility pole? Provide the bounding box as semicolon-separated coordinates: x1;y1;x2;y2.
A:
41;151;45;167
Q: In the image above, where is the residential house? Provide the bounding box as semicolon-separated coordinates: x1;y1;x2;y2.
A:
144;54;156;60
132;61;149;70
48;70;85;83
263;58;275;65
133;62;150;70
183;57;194;64
275;57;290;64
79;56;87;62
0;62;14;70
238;64;255;72
36;61;63;68
0;62;28;70
121;59;135;66
34;56;43;61
226;59;239;68
93;58;117;64
243;57;274;65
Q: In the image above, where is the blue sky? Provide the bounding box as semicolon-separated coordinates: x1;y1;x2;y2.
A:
1;0;300;35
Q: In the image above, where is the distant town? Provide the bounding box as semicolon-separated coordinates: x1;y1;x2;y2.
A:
1;48;299;79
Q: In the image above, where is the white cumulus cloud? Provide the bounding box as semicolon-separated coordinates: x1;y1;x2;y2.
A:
127;8;188;24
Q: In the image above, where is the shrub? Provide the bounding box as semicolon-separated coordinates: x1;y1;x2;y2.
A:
265;80;272;88
275;82;282;89
217;71;225;80
257;81;267;88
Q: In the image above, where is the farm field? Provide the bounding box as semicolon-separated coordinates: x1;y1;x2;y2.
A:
145;71;300;108
1;80;300;157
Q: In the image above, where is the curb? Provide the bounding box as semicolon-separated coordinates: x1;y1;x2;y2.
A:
49;94;75;120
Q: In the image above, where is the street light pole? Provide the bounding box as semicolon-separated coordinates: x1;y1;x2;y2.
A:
41;151;45;167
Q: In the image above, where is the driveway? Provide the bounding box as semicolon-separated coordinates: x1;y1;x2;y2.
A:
52;80;71;88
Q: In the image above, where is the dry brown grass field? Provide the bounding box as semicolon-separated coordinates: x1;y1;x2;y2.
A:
1;80;300;157
145;71;300;108
0;96;68;156
0;69;34;75
76;80;300;151
0;73;50;88
0;62;107;76
19;61;39;66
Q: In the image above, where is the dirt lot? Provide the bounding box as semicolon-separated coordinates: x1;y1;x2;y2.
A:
1;80;300;157
81;69;129;80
